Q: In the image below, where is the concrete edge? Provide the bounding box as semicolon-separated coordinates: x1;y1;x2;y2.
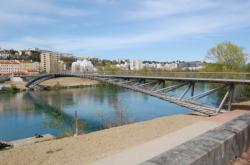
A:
141;112;250;165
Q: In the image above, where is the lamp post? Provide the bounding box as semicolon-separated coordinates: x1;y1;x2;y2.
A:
74;110;79;137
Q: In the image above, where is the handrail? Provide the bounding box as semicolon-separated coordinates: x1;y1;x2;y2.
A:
31;71;250;80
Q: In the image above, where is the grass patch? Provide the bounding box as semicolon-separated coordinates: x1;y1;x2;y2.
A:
0;85;20;94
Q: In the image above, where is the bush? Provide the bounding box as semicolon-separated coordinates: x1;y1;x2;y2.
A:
0;141;13;150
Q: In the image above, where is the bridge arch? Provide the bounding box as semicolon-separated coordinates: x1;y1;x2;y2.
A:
25;73;86;88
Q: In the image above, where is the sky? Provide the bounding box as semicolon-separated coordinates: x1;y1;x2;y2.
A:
0;0;250;61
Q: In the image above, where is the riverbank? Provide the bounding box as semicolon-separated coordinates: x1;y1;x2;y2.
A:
40;77;99;88
232;100;250;110
1;77;99;92
2;79;27;91
0;114;205;165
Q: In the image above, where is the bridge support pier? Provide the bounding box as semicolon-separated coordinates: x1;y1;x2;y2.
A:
161;80;166;88
180;83;192;99
216;83;235;113
227;83;235;111
191;82;195;97
180;81;195;100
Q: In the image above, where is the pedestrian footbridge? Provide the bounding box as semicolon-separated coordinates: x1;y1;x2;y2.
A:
25;72;250;116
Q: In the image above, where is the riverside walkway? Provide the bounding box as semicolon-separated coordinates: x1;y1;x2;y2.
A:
92;110;249;165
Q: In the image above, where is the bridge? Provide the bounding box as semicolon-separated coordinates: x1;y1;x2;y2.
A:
25;72;250;116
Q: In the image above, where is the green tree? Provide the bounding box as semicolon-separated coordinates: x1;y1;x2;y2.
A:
205;41;248;72
137;66;150;75
103;64;118;73
61;56;77;70
30;51;41;62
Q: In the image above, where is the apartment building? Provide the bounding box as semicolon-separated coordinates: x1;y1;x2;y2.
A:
0;60;20;75
130;59;143;70
19;60;40;74
40;52;64;73
0;60;39;75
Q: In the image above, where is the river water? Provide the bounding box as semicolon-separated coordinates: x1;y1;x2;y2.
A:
0;84;222;141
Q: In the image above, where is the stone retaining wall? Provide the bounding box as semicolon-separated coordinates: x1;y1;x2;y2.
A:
141;112;250;165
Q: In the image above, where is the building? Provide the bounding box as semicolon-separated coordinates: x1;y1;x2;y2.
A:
40;52;64;73
71;60;94;73
57;60;66;72
19;60;40;75
116;62;129;70
19;49;32;56
163;63;179;71
130;59;143;70
0;60;40;75
180;61;204;71
0;60;20;75
0;50;11;59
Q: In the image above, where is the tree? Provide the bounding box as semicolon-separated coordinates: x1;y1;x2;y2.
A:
30;51;41;62
61;56;77;70
104;64;118;73
138;66;150;75
205;41;248;72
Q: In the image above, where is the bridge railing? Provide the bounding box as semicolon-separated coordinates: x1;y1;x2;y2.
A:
82;71;250;80
25;71;250;80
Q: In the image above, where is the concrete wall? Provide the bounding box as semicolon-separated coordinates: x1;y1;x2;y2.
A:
141;113;250;165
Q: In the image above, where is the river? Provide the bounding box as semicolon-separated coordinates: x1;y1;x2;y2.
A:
0;84;222;141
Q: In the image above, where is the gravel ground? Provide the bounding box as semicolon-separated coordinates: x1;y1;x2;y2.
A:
40;77;99;87
0;114;205;165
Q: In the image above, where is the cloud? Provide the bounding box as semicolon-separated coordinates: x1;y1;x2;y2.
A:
122;0;217;21
0;0;92;27
2;6;250;53
0;0;250;54
0;12;56;26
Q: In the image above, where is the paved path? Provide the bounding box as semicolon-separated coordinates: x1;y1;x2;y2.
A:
92;110;248;165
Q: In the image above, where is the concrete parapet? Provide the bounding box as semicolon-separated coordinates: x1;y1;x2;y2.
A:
141;112;250;165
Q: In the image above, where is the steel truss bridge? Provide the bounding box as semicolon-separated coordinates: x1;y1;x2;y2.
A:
25;72;250;116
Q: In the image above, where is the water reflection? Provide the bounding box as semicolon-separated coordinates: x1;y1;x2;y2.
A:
34;86;135;129
167;82;224;107
0;85;194;141
26;92;76;136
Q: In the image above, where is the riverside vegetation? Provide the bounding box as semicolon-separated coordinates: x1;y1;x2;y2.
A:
0;85;20;94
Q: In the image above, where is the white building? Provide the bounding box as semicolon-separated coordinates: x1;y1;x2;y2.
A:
182;66;203;71
130;59;143;70
156;63;163;69
116;62;129;70
0;50;11;59
163;63;178;70
71;60;94;73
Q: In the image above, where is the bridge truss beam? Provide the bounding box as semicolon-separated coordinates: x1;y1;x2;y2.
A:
90;76;239;116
